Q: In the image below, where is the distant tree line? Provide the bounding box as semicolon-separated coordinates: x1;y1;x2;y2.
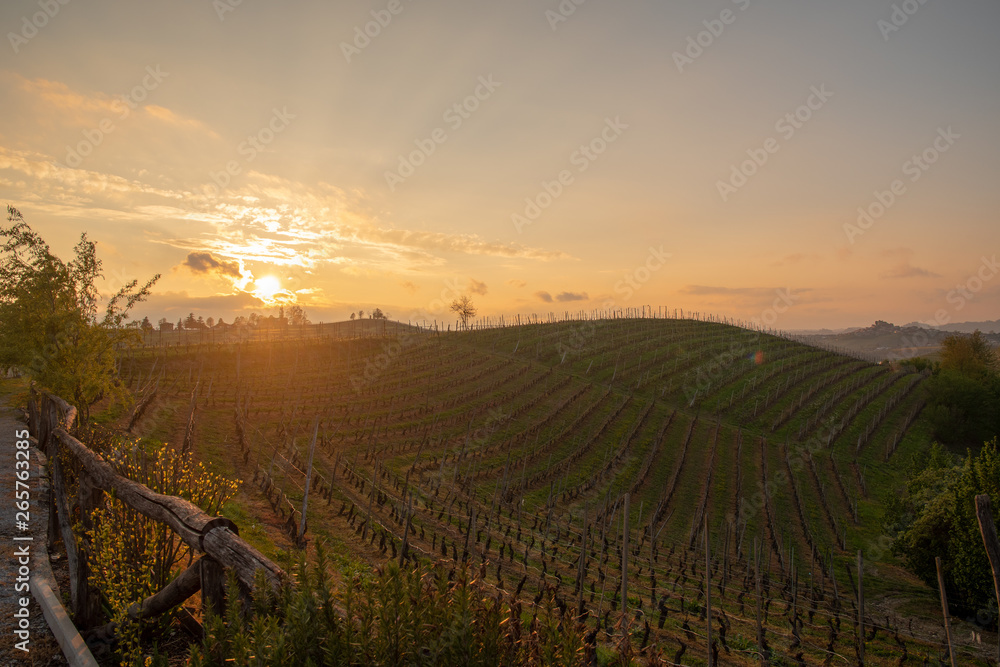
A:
145;305;310;332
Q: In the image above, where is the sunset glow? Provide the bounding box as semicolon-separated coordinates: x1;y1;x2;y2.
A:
1;2;997;329
251;276;283;305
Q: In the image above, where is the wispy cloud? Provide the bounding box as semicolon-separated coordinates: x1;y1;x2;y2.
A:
880;248;940;279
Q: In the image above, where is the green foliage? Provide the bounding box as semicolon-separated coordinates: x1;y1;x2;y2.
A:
925;331;1000;446
87;437;239;664
0;206;159;421
188;548;586;666
887;438;1000;620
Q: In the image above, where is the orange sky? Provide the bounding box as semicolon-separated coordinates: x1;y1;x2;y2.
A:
1;1;998;330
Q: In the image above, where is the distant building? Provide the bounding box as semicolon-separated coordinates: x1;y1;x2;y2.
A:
159;321;175;332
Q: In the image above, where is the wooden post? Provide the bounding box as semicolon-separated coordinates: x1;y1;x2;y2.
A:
577;508;588;618
621;492;629;625
298;418;319;543
974;494;1000;665
935;556;957;667
754;537;766;665
200;557;227;619
399;494;413;566
857;549;864;664
705;516;713;666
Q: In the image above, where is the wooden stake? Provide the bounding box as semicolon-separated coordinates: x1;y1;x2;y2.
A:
298;417;319;543
705;516;713;666
857;549;864;664
754;537;766;665
974;495;1000;665
935;556;957;667
621;492;629;625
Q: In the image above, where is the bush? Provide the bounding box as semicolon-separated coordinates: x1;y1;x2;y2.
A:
87;436;238;664
189;549;588;666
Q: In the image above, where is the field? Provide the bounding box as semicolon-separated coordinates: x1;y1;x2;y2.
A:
115;316;991;665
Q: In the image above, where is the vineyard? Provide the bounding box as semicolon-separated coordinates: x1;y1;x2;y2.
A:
115;316;988;665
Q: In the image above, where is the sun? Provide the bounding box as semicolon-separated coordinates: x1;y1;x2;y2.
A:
253;276;282;302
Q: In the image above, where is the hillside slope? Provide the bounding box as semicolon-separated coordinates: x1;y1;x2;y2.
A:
118;317;990;665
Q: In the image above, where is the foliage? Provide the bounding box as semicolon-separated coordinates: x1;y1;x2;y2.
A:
450;295;477;329
0;206;159;421
925;331;1000;446
87;436;239;663
886;438;1000;621
188;550;587;667
287;304;309;325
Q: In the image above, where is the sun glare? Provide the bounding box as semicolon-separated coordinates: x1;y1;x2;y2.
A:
253;276;282;302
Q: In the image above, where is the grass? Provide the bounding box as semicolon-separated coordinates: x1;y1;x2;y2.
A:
26;317;995;665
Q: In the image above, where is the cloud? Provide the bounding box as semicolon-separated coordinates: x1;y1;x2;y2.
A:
880;248;940;279
400;281;418;294
469;279;488;295
771;252;821;267
881;264;940;279
556;291;588;302
535;291;553;303
508;279;526;288
180;251;242;278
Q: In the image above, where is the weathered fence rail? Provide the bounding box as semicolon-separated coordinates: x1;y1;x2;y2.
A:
27;387;286;636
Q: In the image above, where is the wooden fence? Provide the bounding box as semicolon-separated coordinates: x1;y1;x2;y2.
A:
26;387;285;635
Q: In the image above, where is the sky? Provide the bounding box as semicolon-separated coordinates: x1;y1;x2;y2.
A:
1;0;998;330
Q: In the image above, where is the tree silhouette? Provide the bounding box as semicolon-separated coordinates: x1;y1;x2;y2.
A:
450;295;477;329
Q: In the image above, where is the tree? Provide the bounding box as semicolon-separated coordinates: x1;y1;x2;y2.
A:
140;316;153;333
0;206;159;421
206;316;214;328
927;331;1000;446
176;318;183;330
450;295;477;329
887;439;1000;620
196;315;205;329
358;309;365;319
350;312;356;321
157;317;168;328
371;307;386;320
248;312;260;326
184;312;197;329
288;304;309;325
233;315;247;327
941;331;998;375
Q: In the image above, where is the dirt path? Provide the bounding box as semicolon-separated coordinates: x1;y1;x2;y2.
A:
0;400;65;664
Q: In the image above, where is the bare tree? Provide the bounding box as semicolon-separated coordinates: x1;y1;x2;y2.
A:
450;295;477;329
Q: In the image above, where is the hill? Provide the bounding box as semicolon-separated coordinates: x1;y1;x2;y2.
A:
116;317;991;664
